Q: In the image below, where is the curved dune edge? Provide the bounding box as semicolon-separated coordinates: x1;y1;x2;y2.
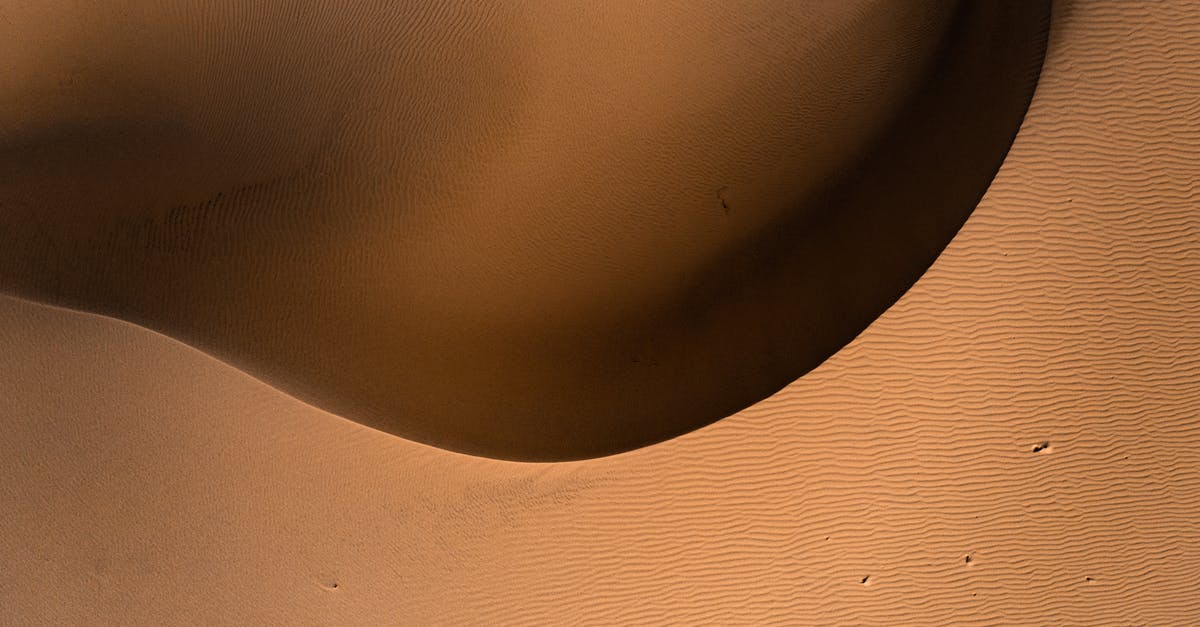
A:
0;1;1049;460
4;0;1200;622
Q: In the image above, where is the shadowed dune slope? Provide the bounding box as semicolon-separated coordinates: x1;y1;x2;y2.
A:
1;1;1048;459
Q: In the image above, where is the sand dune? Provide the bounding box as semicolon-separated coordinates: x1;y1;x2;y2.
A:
4;0;1200;623
1;1;1047;459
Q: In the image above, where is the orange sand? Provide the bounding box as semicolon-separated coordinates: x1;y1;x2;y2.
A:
0;1;1047;459
3;0;1200;623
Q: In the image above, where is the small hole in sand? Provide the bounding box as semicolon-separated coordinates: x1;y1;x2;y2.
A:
860;575;870;585
965;555;973;564
716;186;731;214
1032;442;1050;453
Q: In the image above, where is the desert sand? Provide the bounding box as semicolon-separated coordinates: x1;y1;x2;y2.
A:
1;1;1047;459
2;0;1200;623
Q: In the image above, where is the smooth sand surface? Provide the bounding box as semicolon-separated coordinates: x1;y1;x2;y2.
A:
1;1;1047;459
3;0;1200;623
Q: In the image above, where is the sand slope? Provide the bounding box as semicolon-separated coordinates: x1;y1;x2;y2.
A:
2;0;1200;623
0;1;1047;459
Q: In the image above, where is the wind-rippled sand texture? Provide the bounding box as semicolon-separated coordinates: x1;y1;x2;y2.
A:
2;0;1200;623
